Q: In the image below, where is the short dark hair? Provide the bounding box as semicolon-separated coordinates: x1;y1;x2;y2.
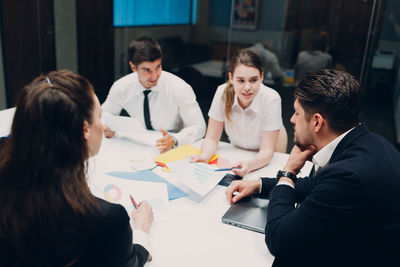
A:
128;37;162;66
295;69;363;133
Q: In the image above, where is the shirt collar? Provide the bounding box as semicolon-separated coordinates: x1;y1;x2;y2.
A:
135;72;162;93
312;127;355;172
232;90;260;113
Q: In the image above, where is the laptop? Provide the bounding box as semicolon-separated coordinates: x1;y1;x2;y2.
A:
222;197;269;234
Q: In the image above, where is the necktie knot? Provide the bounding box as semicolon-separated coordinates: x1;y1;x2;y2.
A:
143;90;151;96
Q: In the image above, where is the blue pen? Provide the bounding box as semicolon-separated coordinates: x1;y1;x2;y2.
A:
214;167;241;172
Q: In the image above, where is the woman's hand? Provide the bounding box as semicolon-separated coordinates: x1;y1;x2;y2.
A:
232;161;250;177
103;125;116;138
131;201;154;233
190;154;210;163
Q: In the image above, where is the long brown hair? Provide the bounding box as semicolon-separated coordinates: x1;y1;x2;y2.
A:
0;70;98;266
223;49;263;121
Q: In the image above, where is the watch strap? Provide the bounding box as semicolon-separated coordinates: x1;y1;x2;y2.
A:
277;170;297;183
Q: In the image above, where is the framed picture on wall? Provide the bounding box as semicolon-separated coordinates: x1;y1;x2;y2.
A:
232;0;259;30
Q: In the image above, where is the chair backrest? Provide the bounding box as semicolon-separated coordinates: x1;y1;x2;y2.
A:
276;125;288;153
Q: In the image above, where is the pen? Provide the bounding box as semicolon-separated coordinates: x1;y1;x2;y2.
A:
214;167;241;172
129;194;138;209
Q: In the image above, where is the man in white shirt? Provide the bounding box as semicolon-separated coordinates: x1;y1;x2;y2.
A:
225;69;400;267
102;37;206;153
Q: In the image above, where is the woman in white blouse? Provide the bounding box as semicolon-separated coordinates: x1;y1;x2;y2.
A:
192;49;283;177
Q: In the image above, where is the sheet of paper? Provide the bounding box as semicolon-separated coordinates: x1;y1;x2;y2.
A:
105;170;188;200
89;174;169;220
154;144;201;164
167;158;227;199
102;112;162;147
129;159;158;172
102;112;146;133
0;107;15;137
118;131;162;147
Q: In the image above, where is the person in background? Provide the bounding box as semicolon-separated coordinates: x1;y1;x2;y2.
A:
102;37;206;153
226;69;400;267
247;42;284;86
192;49;283;177
0;70;153;267
295;33;332;84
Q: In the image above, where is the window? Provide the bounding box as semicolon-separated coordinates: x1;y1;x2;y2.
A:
113;0;197;27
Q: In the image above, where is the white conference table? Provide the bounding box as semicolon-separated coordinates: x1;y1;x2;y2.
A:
91;136;281;267
0;107;311;267
90;135;312;267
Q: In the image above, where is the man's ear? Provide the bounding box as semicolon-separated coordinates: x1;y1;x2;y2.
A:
228;72;233;82
129;61;137;72
83;121;90;141
312;113;325;133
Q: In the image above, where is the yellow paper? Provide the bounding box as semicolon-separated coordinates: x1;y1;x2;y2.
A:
154;144;201;165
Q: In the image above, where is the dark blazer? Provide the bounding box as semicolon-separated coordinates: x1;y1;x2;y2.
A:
260;124;400;267
1;198;148;267
73;198;149;267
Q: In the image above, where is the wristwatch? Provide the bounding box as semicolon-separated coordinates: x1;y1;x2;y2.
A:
276;170;297;184
172;135;178;148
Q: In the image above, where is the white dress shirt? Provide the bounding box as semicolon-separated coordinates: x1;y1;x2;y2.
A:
208;83;282;150
312;127;355;173
275;126;355;189
102;71;206;146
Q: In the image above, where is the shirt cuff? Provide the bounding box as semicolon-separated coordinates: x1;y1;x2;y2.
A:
171;135;178;148
276;180;295;189
132;229;152;261
258;178;262;194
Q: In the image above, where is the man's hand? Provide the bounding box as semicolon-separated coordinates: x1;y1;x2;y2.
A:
103;125;116;138
156;129;175;153
225;180;261;204
284;145;317;174
232;161;249;177
131;201;154;233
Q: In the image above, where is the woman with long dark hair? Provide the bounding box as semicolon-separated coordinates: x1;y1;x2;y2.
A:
0;70;153;266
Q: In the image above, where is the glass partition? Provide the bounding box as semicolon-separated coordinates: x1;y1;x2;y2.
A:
0;0;398;148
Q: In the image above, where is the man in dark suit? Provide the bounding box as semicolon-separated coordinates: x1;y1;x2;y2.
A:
226;69;400;267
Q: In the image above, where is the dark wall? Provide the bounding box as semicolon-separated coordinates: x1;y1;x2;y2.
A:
208;0;286;31
1;0;55;107
77;0;114;103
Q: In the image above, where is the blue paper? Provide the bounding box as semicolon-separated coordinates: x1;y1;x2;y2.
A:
106;170;188;200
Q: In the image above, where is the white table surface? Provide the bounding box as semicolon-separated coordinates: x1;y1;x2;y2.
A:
89;137;312;267
89;137;280;267
0;107;311;267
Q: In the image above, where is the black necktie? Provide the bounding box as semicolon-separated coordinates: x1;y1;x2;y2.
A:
143;90;153;130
